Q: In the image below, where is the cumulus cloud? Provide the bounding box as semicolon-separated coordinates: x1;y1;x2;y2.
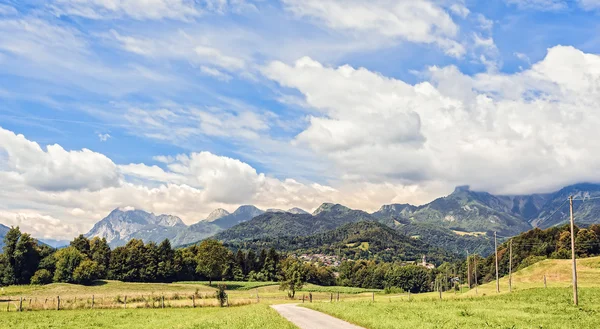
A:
0;127;121;192
263;46;600;195
0;126;443;239
281;0;465;57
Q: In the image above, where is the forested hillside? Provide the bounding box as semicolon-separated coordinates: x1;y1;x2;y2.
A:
224;221;458;264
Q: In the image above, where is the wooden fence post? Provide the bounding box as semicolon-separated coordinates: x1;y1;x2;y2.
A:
161;295;165;309
57;296;60;311
330;293;333;302
408;292;411;301
372;292;375;302
337;292;340;301
302;294;305;303
124;296;127;309
544;275;547;288
19;297;22;312
192;294;195;308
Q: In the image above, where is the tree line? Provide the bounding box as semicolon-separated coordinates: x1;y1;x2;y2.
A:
0;227;341;289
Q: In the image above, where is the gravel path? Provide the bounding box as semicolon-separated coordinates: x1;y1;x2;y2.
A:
271;303;366;329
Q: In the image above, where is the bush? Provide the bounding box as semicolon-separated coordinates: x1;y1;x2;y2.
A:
216;284;228;307
30;269;53;285
73;259;101;285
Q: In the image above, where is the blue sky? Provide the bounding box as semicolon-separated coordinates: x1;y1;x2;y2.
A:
2;0;600;239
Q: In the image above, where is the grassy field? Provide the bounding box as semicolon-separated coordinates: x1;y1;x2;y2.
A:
462;256;600;296
175;281;278;290
0;303;297;329
0;280;379;311
306;287;600;329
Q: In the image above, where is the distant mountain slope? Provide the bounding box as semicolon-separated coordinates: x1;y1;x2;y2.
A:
496;194;551;220
215;203;375;242
406;186;532;235
211;205;265;229
205;208;230;222
38;239;70;248
372;203;417;221
224;221;458;264
0;223;9;249
85;208;187;247
532;183;600;228
170;221;222;246
398;222;494;257
287;207;309;215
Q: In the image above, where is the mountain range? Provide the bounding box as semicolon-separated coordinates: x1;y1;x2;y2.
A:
3;183;600;253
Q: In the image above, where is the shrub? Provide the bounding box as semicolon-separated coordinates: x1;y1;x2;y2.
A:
30;269;53;285
216;284;228;307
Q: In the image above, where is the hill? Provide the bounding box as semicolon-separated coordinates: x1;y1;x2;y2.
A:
465;256;600;296
215;203;375;241
224;221;458;264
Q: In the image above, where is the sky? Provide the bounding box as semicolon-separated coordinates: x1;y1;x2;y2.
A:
2;0;600;240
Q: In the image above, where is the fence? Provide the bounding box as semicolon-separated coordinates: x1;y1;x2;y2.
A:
0;290;371;312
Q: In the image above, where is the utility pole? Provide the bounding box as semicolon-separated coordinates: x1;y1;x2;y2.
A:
569;196;578;305
466;250;471;289
474;254;478;294
509;239;513;293
495;231;500;293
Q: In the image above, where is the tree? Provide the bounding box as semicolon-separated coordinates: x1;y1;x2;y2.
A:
2;227;40;285
31;269;53;285
157;239;175;282
90;237;110;277
279;257;307;298
196;239;230;285
53;247;85;283
385;265;431;293
73;259;102;284
70;235;91;257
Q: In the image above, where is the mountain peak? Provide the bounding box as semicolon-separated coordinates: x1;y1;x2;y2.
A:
312;203;351;216
205;208;230;222
233;205;262;214
287;207;309;215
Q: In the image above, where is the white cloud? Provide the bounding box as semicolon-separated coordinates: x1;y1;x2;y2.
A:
281;0;465;57
0;211;85;240
108;30;247;73
263;45;600;195
449;4;470;18
0;126;444;238
200;66;232;81
98;133;111;141
504;0;568;11
578;0;600;10
0;4;18;16
0;127;121;192
49;0;201;20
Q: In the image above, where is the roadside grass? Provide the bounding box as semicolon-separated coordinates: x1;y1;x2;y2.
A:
299;284;381;294
0;303;297;329
306;287;600;329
